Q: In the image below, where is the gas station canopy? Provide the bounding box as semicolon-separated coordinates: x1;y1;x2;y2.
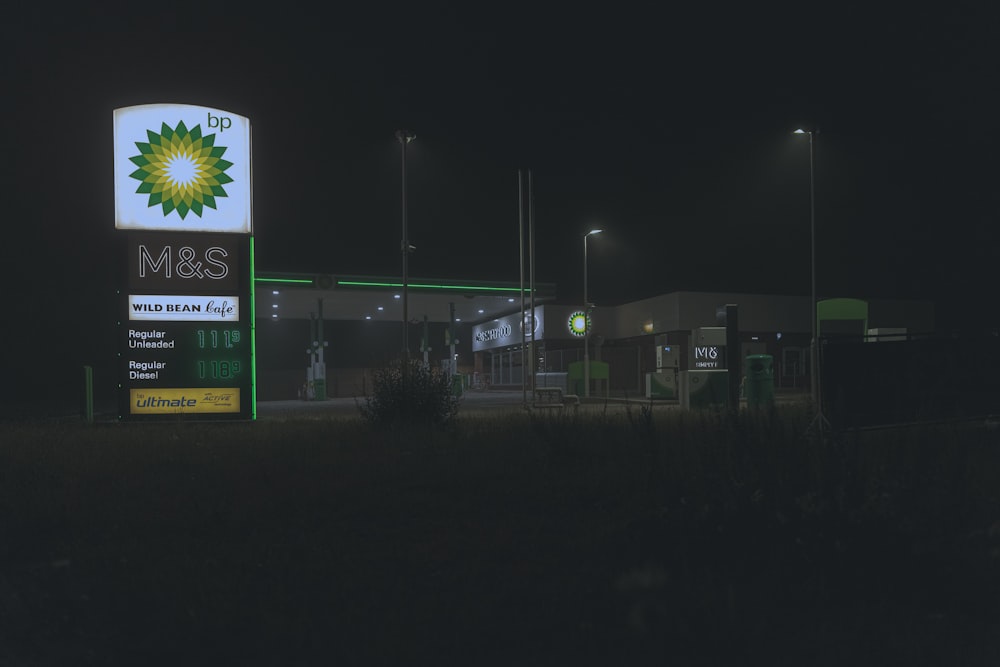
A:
255;272;558;325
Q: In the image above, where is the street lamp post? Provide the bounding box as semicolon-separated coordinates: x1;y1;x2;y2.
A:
396;129;415;365
583;229;602;398
794;128;818;411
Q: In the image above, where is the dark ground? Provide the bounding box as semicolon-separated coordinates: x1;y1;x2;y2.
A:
2;401;1000;665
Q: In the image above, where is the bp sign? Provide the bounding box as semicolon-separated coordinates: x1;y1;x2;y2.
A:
568;311;590;337
114;104;252;234
115;104;255;421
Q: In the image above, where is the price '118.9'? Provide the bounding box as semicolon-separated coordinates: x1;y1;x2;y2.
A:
198;360;241;379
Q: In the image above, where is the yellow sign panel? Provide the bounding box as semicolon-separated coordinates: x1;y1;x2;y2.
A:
130;388;240;414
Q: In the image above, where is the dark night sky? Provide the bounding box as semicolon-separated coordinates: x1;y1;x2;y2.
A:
2;5;998;400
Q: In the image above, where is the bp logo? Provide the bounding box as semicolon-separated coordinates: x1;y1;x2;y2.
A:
568;311;590;337
128;121;234;220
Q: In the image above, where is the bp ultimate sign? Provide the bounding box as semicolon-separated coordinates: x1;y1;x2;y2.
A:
115;104;254;420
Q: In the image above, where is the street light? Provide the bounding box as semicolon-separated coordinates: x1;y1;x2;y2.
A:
794;128;819;413
396;129;416;365
583;228;603;398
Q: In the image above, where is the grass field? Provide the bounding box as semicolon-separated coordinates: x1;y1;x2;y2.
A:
2;406;1000;665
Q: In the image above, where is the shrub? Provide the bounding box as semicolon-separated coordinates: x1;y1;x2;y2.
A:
357;361;460;428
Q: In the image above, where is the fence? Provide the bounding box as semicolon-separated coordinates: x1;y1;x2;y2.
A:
484;345;644;395
821;334;1000;428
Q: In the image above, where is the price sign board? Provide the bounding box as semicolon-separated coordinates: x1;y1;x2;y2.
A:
114;104;254;420
124;322;250;383
119;233;254;420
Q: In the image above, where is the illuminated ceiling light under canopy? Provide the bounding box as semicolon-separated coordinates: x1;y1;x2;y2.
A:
255;277;313;284
339;280;524;293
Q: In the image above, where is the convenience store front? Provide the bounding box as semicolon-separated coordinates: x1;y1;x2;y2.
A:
471;291;934;396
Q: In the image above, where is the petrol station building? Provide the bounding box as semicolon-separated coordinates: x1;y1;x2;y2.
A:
111;102;935;418
253;271;935;401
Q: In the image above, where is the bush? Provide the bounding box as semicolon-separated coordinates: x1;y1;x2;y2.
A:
357;361;460;428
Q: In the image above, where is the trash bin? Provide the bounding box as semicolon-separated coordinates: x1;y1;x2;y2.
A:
745;354;774;409
451;374;464;397
312;378;327;401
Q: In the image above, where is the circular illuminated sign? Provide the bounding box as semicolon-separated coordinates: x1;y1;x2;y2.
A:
521;313;539;337
568;311;590;337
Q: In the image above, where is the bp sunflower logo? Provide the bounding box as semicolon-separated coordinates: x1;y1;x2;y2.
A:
568;311;590;337
128;121;234;220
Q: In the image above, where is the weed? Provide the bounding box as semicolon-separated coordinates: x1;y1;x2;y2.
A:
356;360;460;429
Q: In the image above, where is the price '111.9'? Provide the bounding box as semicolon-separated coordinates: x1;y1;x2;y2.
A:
197;329;241;349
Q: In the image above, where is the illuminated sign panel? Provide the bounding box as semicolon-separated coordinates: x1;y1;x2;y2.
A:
127;294;240;322
119;231;254;421
568;311;589;337
121;302;253;419
475;324;512;343
114;104;252;234
128;233;240;291
472;307;563;352
692;345;725;369
124;323;250;385
472;311;539;352
115;103;254;421
129;388;241;414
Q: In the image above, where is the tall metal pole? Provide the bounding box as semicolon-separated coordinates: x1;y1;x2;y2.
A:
584;233;590;398
808;130;817;409
529;170;535;392
582;229;602;398
519;170;526;407
396;130;415;365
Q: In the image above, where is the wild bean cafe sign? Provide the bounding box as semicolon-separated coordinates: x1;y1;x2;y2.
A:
127;295;240;321
114;104;255;421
